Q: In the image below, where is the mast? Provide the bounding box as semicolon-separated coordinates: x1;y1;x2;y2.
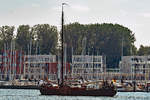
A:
61;3;64;86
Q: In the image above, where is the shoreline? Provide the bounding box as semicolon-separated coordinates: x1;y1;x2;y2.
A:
0;85;149;92
0;85;39;90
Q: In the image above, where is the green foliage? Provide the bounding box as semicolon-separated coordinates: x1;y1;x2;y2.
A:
0;24;58;55
31;24;58;55
137;45;150;55
16;25;32;54
0;26;14;53
63;23;136;68
0;23;143;68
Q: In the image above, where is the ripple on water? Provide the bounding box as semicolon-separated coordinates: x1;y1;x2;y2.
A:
0;90;150;100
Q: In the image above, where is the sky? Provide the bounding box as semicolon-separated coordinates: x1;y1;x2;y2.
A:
0;0;150;48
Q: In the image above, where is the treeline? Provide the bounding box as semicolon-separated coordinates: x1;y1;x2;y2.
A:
137;45;150;56
64;22;136;68
0;24;58;55
0;23;149;67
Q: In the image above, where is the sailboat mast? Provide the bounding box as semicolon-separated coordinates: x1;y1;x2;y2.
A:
61;3;64;86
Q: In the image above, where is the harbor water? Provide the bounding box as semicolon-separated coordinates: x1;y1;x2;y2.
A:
0;89;150;100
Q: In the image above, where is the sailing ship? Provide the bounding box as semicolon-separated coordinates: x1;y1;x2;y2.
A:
39;3;117;97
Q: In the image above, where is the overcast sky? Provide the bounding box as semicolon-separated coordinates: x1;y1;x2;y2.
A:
0;0;150;48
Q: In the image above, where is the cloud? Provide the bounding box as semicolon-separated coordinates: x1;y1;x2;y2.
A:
138;12;150;18
51;4;90;13
71;4;90;12
51;5;62;12
31;3;40;8
120;10;128;16
142;13;150;18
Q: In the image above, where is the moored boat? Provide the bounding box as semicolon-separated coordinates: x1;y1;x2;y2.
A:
40;81;117;96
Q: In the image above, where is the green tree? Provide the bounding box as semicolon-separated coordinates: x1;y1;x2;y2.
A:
63;22;86;62
137;45;150;55
31;24;58;55
16;25;32;54
0;26;15;53
63;23;136;67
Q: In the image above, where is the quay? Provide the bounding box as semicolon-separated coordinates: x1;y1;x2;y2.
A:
0;80;39;89
0;85;38;89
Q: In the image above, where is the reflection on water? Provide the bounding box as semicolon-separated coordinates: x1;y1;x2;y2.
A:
0;89;150;100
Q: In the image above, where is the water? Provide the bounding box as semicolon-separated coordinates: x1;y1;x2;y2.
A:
0;89;150;100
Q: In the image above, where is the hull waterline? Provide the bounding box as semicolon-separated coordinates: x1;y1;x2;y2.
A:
39;85;117;97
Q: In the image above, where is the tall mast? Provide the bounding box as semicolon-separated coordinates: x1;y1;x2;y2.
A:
61;3;64;86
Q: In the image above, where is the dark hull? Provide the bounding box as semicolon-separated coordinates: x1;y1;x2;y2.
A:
40;85;117;97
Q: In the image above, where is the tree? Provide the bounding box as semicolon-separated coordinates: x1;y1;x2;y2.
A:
16;25;32;54
63;22;136;67
0;26;15;53
137;45;150;55
31;24;58;55
63;22;86;62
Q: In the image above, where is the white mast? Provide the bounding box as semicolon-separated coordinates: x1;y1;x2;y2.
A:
9;41;12;81
81;37;86;78
19;49;22;79
4;44;6;80
28;44;30;79
64;43;67;77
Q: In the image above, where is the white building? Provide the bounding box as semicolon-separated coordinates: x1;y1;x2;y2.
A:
120;56;150;80
24;55;56;80
72;55;105;80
